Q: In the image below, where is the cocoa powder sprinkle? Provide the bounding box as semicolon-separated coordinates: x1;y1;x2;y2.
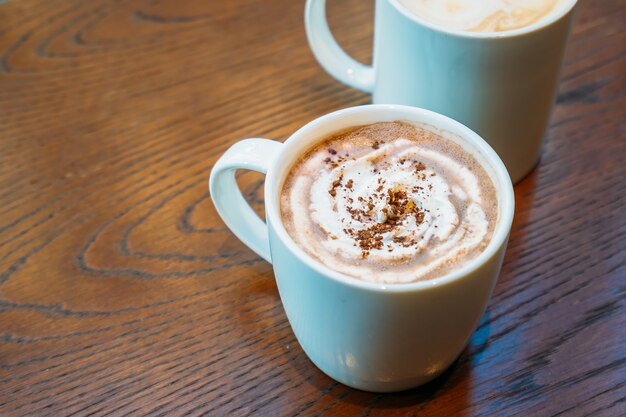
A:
338;185;426;257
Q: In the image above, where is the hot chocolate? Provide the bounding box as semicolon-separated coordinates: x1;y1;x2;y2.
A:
280;121;498;284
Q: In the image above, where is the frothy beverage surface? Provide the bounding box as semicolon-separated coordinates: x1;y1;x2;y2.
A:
398;0;570;32
280;122;498;284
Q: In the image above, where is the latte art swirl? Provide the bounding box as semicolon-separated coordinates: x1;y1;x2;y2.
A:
398;0;569;32
280;122;498;283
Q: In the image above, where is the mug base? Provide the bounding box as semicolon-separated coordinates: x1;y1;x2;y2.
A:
511;156;541;185
313;362;453;393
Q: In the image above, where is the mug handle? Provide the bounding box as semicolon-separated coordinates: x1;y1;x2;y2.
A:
209;139;283;264
305;0;375;93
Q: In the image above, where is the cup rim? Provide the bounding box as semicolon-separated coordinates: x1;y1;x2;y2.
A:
265;104;514;293
388;0;577;40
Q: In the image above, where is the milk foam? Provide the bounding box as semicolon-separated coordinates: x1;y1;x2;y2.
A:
398;0;569;32
280;122;498;284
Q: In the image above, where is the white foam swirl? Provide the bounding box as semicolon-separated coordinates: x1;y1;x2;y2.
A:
398;0;568;32
286;138;491;283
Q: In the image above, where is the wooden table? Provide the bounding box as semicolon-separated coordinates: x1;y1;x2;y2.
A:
1;0;624;415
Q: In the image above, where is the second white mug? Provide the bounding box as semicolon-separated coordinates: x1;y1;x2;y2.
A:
305;0;577;183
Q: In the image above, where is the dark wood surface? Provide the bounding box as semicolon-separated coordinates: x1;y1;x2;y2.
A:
0;0;624;415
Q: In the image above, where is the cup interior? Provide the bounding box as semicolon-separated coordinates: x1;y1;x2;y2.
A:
265;104;514;292
388;0;578;39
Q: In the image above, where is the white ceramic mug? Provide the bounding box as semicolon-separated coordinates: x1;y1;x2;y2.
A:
209;105;514;392
305;0;577;183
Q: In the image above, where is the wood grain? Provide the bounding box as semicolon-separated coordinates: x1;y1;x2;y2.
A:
0;0;624;415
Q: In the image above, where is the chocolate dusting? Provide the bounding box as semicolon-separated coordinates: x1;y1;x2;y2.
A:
322;133;431;258
328;175;343;197
342;186;426;257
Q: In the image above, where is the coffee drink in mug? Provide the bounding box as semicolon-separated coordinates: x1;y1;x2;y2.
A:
281;121;498;283
210;105;515;392
398;0;571;32
305;0;577;183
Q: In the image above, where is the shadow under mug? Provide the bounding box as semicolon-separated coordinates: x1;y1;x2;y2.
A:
305;0;578;183
209;105;514;392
